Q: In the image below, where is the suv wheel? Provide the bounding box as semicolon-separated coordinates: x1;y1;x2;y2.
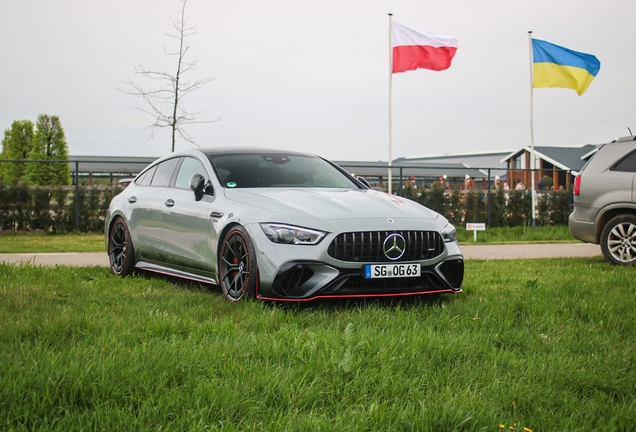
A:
600;214;636;265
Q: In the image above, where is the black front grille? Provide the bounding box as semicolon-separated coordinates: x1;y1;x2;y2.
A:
327;231;444;263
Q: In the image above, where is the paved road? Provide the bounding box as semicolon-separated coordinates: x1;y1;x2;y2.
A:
0;243;602;267
461;243;601;260
0;252;110;267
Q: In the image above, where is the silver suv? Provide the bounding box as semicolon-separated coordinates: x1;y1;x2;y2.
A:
569;135;636;265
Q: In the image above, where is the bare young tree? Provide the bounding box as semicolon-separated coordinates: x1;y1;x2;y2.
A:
120;0;216;152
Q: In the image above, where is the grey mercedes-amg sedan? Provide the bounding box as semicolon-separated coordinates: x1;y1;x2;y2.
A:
105;148;464;302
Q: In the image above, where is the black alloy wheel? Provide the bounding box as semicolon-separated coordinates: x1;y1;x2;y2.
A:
108;218;136;276
601;214;636;265
219;225;257;301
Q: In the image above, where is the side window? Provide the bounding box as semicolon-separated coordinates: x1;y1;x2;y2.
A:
612;150;636;172
175;157;208;189
135;165;157;186
150;158;180;187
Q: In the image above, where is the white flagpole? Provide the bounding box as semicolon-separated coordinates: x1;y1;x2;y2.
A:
528;31;536;227
388;13;393;194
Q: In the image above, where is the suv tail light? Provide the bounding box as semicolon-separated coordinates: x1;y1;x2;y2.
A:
574;175;581;196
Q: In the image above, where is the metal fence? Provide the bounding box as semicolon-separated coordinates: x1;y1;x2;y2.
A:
0;159;575;230
336;163;574;193
337;163;575;227
0;159;148;231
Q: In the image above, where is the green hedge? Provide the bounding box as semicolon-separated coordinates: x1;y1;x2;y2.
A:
0;184;570;232
0;185;122;233
402;185;570;227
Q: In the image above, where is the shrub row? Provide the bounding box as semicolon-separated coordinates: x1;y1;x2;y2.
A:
401;185;571;227
0;184;570;233
0;184;121;233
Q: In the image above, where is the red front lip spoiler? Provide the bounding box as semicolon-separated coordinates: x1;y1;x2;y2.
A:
254;263;462;302
139;266;461;302
256;288;461;302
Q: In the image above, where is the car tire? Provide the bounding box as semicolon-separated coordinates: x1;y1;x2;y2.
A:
600;214;636;265
219;225;258;301
108;218;136;276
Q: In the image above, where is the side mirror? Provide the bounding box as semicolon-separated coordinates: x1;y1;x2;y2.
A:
189;173;206;201
355;175;371;189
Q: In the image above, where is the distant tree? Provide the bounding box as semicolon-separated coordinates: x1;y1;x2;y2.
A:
26;115;71;186
464;189;486;223
537;192;551;226
447;186;463;226
401;183;418;200
488;187;507;228
415;187;428;207
0;136;5;183
549;190;570;225
0;120;34;185
423;183;448;216
120;0;216;152
0;133;6;184
507;190;532;226
0;129;9;184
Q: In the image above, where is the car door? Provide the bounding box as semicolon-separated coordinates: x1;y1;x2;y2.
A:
160;156;218;279
127;158;180;264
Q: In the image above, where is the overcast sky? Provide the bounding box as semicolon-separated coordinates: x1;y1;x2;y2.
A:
1;0;635;162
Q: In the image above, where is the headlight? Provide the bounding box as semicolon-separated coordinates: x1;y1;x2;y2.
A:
260;223;326;245
441;223;457;243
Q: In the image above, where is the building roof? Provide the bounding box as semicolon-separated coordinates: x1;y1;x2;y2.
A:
500;145;596;173
396;151;511;170
335;161;487;179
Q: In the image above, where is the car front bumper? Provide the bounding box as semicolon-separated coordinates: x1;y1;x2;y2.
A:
257;258;464;301
247;223;464;300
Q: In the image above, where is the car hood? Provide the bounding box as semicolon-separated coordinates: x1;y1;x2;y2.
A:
223;188;438;222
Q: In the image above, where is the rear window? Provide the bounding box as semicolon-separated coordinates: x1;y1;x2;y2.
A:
611;149;636;172
150;158;180;187
135;165;157;186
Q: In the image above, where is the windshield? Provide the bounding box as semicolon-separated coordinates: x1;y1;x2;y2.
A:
208;153;360;189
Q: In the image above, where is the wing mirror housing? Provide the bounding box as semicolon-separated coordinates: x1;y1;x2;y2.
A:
189;173;212;201
354;175;371;189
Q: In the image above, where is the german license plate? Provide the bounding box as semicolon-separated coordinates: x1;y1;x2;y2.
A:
364;263;421;279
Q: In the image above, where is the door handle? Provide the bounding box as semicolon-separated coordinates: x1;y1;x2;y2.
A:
164;199;175;207
128;197;137;204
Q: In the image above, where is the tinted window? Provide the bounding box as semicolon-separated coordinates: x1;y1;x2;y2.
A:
175;157;208;189
150;158;180;187
612;150;636;172
135;165;157;186
208;153;359;189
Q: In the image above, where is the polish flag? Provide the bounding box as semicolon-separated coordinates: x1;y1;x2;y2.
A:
392;21;458;74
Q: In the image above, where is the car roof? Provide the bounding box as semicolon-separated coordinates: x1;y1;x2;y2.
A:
197;147;317;158
146;147;323;171
610;136;636;144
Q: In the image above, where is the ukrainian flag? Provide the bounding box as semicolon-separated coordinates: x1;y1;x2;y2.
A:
532;39;600;96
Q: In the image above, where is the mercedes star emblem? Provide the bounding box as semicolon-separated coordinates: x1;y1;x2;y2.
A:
383;233;406;260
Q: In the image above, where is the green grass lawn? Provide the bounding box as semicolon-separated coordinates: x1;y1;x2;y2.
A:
456;225;574;244
0;225;577;254
0;231;105;253
1;257;634;431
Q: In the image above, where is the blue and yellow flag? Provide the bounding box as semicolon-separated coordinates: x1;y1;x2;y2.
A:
532;39;600;96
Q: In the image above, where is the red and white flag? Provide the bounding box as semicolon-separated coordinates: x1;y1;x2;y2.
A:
391;21;457;74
